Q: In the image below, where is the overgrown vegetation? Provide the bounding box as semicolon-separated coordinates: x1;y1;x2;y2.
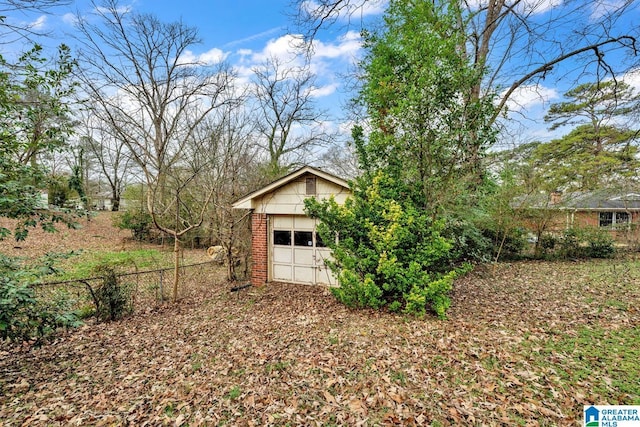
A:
92;264;134;322
307;1;496;318
114;210;153;241
0;43;79;241
2;259;638;424
0;253;81;343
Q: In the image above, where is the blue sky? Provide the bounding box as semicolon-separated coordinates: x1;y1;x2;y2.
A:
3;0;378;139
3;0;640;149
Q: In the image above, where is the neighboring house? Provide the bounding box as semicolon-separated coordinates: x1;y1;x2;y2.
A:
233;166;351;287
518;190;640;243
92;192;113;211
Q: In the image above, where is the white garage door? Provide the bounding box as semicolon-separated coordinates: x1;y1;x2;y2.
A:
270;215;336;285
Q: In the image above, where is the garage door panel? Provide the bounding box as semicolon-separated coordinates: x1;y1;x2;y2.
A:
315;266;335;286
315;248;332;266
294;266;314;284
293;248;313;265
294;216;315;229
273;247;292;263
273;264;293;282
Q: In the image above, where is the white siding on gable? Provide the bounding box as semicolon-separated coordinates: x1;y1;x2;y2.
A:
252;175;349;215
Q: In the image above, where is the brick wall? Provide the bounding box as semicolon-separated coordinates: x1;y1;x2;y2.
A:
251;213;268;286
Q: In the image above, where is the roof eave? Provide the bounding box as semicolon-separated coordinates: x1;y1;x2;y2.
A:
231;166;349;210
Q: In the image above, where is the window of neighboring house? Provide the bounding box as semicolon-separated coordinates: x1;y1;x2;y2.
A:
599;212;630;227
616;212;630;226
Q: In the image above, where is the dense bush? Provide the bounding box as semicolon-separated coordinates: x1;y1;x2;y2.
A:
538;233;558;255
306;171;465;318
481;226;528;261
114;210;153;241
559;227;615;259
92;264;134;322
442;217;492;264
0;254;80;343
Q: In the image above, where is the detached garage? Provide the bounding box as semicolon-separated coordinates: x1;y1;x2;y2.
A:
232;166;350;287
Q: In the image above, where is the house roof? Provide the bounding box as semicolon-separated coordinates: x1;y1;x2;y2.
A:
232;165;349;210
517;190;640;211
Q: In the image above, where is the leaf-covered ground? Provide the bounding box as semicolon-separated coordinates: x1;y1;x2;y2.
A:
1;257;639;426
0;213;138;259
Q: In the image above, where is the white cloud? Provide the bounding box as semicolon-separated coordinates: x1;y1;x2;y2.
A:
179;48;229;66
466;0;561;15
313;31;362;59
245;31;362;71
521;0;563;14
590;0;627;20
502;84;559;113
62;13;78;26
249;34;301;64
30;15;47;31
310;83;339;98
356;0;388;17
621;68;640;91
199;48;229;64
302;0;387;21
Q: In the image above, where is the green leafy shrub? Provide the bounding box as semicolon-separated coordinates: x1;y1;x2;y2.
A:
48;175;74;207
442;217;492;264
114;210;152;241
0;254;81;343
481;226;528;260
584;228;615;258
92;264;133;322
306;171;459;318
559;227;615;259
539;233;557;253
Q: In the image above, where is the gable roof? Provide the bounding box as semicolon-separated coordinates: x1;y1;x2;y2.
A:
232;165;349;210
516;190;640;211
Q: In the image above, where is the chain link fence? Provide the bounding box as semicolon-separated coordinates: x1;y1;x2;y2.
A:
32;261;224;319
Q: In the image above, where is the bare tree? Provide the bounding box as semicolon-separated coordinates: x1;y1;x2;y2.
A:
75;0;236;301
293;0;638;122
78;105;138;211
290;0;375;44
252;56;336;177
0;0;72;42
195;104;260;280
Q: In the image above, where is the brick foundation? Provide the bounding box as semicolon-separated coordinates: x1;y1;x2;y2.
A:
251;212;268;287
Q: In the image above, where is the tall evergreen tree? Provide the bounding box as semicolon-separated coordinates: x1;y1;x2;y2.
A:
306;0;497;318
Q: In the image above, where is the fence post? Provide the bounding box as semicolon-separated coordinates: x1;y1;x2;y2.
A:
159;270;164;302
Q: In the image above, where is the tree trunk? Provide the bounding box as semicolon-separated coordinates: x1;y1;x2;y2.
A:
173;235;180;303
